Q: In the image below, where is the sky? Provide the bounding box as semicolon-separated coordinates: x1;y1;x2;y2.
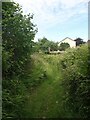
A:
14;0;89;42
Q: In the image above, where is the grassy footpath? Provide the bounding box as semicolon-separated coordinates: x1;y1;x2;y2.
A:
3;45;88;118
24;54;75;118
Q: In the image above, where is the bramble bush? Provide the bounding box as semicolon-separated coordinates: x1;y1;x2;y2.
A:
60;44;90;118
2;2;37;118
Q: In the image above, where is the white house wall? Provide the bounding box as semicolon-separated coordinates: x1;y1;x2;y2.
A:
58;38;76;48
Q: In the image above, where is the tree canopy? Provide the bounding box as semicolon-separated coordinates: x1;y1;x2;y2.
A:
59;42;70;51
34;37;58;53
2;2;37;78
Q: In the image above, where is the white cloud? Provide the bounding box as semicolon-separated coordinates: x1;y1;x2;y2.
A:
14;0;89;41
14;0;88;24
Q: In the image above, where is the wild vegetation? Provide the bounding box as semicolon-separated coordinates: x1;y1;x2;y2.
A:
60;44;90;118
33;37;71;53
2;2;90;119
2;2;37;118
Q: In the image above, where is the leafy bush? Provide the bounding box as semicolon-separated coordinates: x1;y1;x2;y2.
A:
59;42;70;51
2;2;37;78
2;78;27;118
34;37;58;53
2;2;37;118
60;44;90;118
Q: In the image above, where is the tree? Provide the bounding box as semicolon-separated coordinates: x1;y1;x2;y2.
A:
2;2;37;118
38;37;50;52
35;37;58;53
59;43;70;51
2;2;37;78
49;41;58;51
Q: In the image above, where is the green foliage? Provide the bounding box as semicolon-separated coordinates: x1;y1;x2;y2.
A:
34;37;58;53
22;54;48;89
2;2;37;78
38;37;50;52
2;2;37;119
49;41;58;51
2;2;89;119
23;54;66;118
3;78;27;118
60;44;90;118
59;42;70;51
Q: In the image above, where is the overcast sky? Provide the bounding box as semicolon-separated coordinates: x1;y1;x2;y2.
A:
14;0;89;42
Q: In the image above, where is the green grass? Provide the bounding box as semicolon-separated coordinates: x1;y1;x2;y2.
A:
23;53;76;118
3;45;88;118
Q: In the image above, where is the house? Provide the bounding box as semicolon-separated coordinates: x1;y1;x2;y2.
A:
58;37;76;48
74;38;86;46
58;37;85;48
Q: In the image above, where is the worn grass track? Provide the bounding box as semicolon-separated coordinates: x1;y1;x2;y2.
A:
24;54;73;118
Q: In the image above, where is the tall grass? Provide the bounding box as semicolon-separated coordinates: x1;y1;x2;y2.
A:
3;44;89;118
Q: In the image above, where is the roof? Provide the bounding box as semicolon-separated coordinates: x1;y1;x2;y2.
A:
74;37;83;41
59;37;75;43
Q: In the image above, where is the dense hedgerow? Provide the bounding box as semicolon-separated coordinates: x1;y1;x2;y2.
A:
2;78;27;118
2;2;37;79
2;2;37;118
60;44;90;118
